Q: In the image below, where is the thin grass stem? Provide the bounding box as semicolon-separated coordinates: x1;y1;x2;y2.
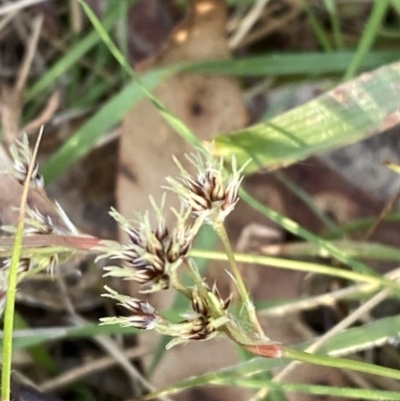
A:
1;128;43;401
214;221;263;336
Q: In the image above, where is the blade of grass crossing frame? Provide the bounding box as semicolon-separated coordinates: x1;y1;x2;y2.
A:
79;0;202;149
213;61;400;174
185;50;400;76
239;188;385;278
42;48;400;181
1;129;44;401
189;249;396;289
299;0;332;52
273;170;342;235
344;0;391;79
259;239;400;262
322;0;344;49
0;324;140;353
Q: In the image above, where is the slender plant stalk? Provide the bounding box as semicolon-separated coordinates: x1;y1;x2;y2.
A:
1;128;43;401
344;0;390;79
322;0;344;50
214;221;263;336
283;347;400;381
79;0;201;149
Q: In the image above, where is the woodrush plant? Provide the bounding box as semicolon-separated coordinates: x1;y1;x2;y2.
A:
97;144;281;354
5;136;400;401
0;135;283;400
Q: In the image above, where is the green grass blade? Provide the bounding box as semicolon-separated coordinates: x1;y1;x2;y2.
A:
79;0;201;149
214;60;400;174
274;171;341;235
189;249;396;289
299;0;333;52
323;210;400;238
344;0;391;79
185;50;400;76
13;313;57;373
322;0;344;49
1;132;43;401
239;189;379;277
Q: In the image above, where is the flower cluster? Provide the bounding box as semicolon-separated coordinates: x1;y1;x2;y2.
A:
101;146;248;348
101;282;231;350
182;283;231;340
101;286;159;330
166;147;248;223
102;201;200;294
0;134;80;320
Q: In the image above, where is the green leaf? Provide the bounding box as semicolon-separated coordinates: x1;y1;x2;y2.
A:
213;60;400;174
185;50;400;77
344;0;390;79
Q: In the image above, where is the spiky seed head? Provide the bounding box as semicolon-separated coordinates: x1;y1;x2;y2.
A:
191;289;208;316
166;146;250;223
105;200;197;293
126;314;158;330
102;286;159;330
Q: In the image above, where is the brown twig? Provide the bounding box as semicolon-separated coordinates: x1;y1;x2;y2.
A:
0;234;102;253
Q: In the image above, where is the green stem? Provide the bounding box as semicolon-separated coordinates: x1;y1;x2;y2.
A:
344;0;390;80
283;347;400;381
0;238;22;401
169;263;192;300
1;130;43;401
214;221;263;336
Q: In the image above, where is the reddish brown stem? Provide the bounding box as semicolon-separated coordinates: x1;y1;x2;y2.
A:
0;234;102;252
